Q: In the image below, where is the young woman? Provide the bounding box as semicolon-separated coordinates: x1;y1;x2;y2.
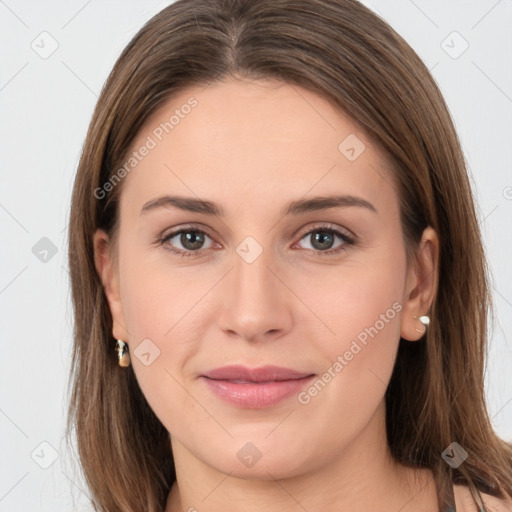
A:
66;1;512;511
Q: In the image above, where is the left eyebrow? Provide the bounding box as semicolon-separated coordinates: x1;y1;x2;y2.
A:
139;193;378;217
281;194;378;216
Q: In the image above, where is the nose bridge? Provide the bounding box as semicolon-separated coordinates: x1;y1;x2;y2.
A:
233;241;276;300
216;237;292;341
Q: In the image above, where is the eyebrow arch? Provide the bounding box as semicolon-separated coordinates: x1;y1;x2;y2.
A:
281;195;377;216
141;195;222;216
140;194;378;217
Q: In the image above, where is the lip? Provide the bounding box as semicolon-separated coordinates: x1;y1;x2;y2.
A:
200;365;315;408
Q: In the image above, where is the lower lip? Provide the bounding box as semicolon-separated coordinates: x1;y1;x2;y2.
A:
201;375;315;408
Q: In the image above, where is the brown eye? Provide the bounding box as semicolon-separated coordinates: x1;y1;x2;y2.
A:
296;226;355;255
160;228;214;258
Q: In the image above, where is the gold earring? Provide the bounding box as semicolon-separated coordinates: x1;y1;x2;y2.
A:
116;339;131;367
413;315;430;334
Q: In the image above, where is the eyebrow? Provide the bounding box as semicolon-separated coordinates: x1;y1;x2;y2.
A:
140;194;378;217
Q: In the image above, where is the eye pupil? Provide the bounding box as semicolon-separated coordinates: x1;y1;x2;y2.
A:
311;231;334;250
181;231;204;250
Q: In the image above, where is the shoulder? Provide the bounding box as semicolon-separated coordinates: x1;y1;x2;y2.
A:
454;484;512;512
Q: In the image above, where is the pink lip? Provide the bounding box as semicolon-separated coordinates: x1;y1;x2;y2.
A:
200;365;315;408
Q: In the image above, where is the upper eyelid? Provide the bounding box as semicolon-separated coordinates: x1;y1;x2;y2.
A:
161;224;215;241
295;223;354;240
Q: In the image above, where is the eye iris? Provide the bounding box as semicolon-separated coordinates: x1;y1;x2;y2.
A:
311;231;334;250
181;231;204;250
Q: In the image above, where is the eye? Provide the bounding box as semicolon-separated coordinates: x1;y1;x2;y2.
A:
158;223;356;258
159;227;216;258
294;224;356;255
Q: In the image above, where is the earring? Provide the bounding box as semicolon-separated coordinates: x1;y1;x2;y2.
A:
116;339;131;367
413;315;430;334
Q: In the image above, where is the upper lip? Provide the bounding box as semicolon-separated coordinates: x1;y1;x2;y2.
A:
201;365;314;382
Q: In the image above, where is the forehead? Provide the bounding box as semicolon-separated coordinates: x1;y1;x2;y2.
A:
119;78;398;220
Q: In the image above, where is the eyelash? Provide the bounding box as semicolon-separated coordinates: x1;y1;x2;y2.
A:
157;224;356;259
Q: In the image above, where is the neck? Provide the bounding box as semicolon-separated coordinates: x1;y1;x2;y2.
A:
165;400;438;512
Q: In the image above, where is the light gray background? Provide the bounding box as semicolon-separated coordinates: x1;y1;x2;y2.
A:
1;1;511;510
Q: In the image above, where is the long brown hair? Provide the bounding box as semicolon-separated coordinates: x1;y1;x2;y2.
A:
66;1;512;510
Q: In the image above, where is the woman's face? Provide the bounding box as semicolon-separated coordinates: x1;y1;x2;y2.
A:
95;77;437;480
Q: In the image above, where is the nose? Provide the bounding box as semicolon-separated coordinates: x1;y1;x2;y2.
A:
216;245;293;343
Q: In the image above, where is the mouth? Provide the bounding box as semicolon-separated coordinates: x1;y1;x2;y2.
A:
200;365;316;408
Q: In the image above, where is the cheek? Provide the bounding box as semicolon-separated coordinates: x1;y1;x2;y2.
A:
117;248;209;434
296;247;405;351
119;238;212;343
293;245;406;409
116;235;237;421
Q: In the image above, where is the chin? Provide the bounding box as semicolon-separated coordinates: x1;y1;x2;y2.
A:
199;436;316;481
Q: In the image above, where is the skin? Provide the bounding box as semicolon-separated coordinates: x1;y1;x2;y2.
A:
94;76;444;511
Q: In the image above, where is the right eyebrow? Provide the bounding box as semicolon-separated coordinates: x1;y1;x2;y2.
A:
140;195;224;217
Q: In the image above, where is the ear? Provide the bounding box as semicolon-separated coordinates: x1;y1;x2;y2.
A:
400;226;439;341
93;229;129;341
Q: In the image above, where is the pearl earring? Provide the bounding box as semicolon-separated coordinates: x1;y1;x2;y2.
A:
413;315;430;334
116;339;131;367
